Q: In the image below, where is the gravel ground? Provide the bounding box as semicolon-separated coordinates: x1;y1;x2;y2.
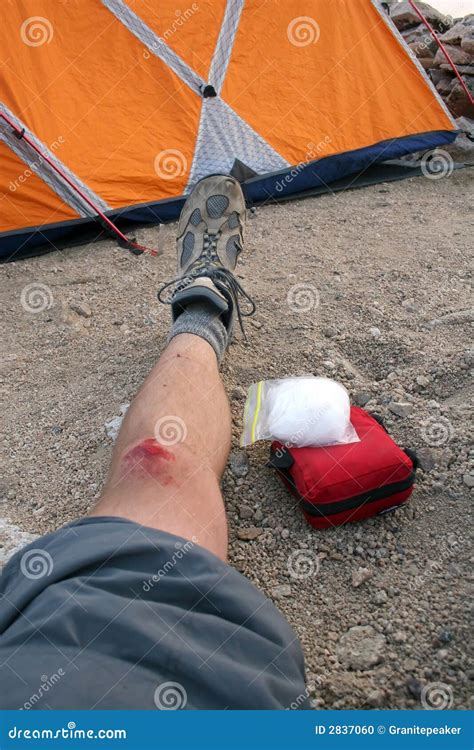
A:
1;167;473;709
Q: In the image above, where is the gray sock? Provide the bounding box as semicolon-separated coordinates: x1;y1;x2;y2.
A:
167;301;229;364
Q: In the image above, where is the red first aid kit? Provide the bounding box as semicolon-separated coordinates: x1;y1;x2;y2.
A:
269;406;417;529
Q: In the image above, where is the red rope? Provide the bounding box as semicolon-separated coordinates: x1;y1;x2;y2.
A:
0;111;159;257
408;0;474;106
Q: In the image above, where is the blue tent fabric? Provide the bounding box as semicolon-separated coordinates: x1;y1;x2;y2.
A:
0;130;457;261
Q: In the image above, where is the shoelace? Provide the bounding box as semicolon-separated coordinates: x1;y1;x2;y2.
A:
157;231;256;337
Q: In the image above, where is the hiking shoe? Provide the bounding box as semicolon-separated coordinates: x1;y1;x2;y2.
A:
157;174;255;333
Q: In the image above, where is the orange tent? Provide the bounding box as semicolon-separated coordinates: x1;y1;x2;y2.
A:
0;0;456;259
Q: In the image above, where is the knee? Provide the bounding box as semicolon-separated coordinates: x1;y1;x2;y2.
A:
119;438;208;488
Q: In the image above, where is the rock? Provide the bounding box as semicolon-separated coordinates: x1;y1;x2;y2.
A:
232;386;247;402
464;349;474;367
374;589;388;605
462;35;474;56
281;528;290;539
0;518;38;570
370;326;381;339
401;23;427;44
416;375;430;387
419;57;436;70
439;19;474;46
351;567;373;588
229;450;250;478
428;309;474;327
447;77;474;117
403;658;418;671
390;1;449;32
389;401;413;418
237;527;262;541
271;584;292;599
438;629;454;644
323;326;338;338
367;688;386;707
238;505;254;520
433;44;472;68
69;300;92;318
417;447;439;472
393;630;407;643
401;297;418;312
406;677;423;699
104;403;129;441
462;473;474;488
408;38;438;59
442;65;474;76
323;360;336;370
434;74;456;97
353;391;371;407
337;625;386;671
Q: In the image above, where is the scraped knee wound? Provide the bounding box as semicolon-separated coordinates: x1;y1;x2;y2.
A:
122;439;177;485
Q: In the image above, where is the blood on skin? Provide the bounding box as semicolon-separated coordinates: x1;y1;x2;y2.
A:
122;439;176;484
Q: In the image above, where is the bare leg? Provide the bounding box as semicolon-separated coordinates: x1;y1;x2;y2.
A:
91;174;250;561
90;333;231;560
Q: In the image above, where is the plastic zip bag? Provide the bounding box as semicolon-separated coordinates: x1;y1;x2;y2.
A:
241;377;359;448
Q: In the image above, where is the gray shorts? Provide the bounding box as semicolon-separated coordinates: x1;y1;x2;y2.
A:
0;517;309;710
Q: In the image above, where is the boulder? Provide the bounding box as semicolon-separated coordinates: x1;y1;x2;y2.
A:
440;65;474;76
447;77;474;117
439;18;474;46
433;72;455;96
388;401;414;418
433;44;472;68
337;626;386;671
390;2;451;32
453;117;474;162
401;23;426;44
229;450;250;478
419;56;436;70
403;26;438;57
461;35;474;56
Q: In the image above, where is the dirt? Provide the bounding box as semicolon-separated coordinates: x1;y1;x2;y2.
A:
1;166;473;709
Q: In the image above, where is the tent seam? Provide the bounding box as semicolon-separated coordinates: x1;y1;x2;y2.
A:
0;103;111;217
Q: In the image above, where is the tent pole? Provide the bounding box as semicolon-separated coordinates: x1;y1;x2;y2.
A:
0;111;158;256
408;0;473;106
